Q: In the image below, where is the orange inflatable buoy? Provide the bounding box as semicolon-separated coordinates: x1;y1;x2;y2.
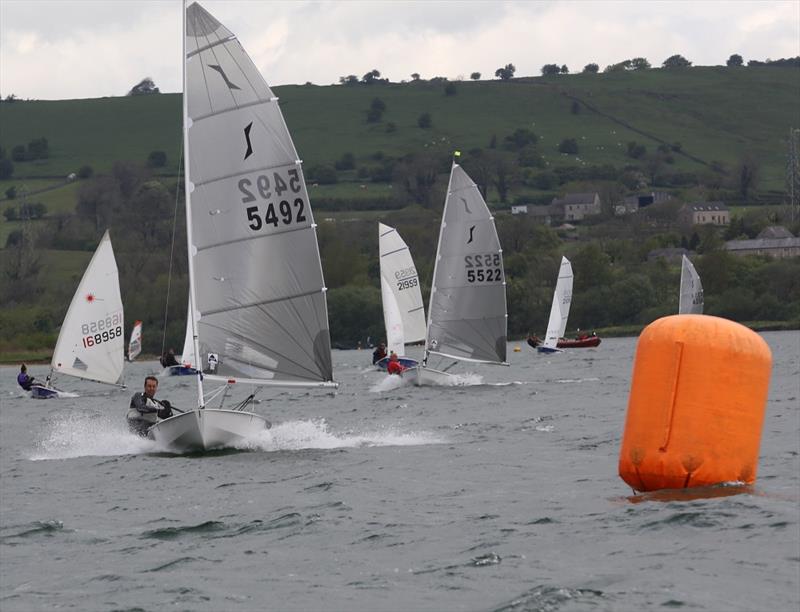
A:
619;315;772;492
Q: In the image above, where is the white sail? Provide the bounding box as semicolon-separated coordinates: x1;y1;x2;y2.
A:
179;299;196;367
379;223;426;356
679;254;703;314
424;163;507;364
51;230;124;385
128;321;142;362
185;2;333;386
542;256;574;350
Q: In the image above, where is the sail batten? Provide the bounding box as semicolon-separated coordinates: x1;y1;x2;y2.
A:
196;222;309;253
203;374;338;388
194;98;278;124
187;35;236;58
424;164;507;364
201;287;326;317
194;160;299;189
185;2;333;384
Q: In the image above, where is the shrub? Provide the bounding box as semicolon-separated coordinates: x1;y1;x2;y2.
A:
504;128;538;151
417;113;432;129
0;158;13;180
306;164;338;184
335;152;355;171
627;141;646;159
147;150;167;168
558;138;578;154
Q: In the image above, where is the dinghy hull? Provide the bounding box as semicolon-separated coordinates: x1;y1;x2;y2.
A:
30;385;61;399
148;409;270;452
164;365;197;376
375;356;419;371
528;335;601;349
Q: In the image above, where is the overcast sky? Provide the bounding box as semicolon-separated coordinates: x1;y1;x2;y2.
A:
1;0;798;100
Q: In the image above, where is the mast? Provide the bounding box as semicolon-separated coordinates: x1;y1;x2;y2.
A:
183;1;204;409
423;155;459;367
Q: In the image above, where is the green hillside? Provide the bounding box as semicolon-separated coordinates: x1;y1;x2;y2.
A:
1;66;797;187
1;65;799;359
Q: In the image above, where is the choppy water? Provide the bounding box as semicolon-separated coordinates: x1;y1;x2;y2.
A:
1;333;798;611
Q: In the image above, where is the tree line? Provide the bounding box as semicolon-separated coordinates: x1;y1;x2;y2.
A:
2;156;798;356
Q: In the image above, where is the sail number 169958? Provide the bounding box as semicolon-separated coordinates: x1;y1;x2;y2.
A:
239;170;307;230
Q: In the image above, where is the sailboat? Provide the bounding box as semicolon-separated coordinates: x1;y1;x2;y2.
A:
536;256;573;354
528;257;600;351
163;300;197;376
147;2;336;451
127;320;142;362
30;230;125;398
679;254;703;314
410;159;508;386
377;223;426;370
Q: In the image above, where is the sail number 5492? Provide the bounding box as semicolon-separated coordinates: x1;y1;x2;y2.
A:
238;170;307;230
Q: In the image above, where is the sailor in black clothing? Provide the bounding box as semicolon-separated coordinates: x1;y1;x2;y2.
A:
126;376;173;436
160;348;179;368
372;342;387;365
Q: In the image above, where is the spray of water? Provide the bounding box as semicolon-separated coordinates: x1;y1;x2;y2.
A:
369;375;408;393
29;412;445;459
234;418;446;451
30;411;157;460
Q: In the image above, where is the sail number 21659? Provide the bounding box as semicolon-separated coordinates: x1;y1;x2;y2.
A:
239;169;307;230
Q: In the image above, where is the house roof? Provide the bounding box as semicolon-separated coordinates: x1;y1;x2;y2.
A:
552;192;598;206
724;237;800;251
757;226;794;239
685;201;728;212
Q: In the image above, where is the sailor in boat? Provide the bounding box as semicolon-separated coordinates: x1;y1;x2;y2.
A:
16;364;36;391
126;376;173;436
372;342;387;365
160;348;179;368
386;352;406;376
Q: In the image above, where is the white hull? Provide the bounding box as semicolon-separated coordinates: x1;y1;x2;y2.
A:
148;409;270;452
411;366;459;387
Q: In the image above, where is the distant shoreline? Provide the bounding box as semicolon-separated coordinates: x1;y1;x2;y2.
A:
2;321;796;364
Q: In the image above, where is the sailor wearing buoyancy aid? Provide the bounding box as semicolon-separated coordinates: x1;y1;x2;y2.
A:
127;375;172;436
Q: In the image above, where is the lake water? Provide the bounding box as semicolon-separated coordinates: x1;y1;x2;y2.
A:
1;332;798;611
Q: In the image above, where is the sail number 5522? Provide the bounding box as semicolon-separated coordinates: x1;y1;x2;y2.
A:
238;170;307;230
465;253;502;283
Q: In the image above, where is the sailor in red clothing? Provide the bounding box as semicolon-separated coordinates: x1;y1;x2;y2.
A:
386;352;405;376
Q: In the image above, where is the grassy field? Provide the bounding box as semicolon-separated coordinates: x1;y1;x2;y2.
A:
0;95;182;177
1;65;796;189
36;249;94;288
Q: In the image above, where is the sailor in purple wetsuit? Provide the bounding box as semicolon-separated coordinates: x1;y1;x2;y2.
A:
17;364;35;391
